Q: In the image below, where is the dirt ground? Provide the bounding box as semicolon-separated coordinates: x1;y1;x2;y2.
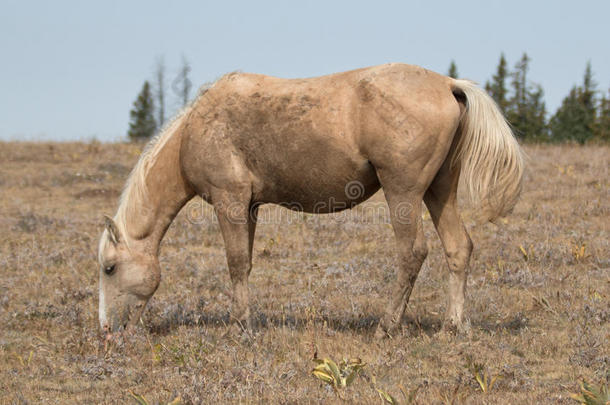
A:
0;141;608;404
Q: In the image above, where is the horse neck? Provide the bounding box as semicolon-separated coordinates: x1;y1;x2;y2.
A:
120;125;194;255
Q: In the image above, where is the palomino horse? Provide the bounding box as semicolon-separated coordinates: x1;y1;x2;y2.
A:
98;63;523;338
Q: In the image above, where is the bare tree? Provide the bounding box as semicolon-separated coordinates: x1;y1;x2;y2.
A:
154;56;166;128
172;55;192;108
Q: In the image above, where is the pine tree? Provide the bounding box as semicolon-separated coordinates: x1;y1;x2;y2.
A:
549;63;598;144
549;87;587;143
447;60;458;79
512;54;529;108
580;61;597;136
506;53;528;137
595;89;610;142
485;53;509;114
506;53;547;140
527;84;548;140
127;81;157;141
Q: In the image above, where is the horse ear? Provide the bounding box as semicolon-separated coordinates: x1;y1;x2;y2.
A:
103;215;121;245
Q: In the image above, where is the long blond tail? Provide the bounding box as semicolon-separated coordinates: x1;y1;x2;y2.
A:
451;79;525;222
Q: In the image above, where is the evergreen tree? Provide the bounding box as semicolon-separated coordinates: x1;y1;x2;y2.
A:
527;84;548;140
506;53;547;140
549;87;588;143
127;81;157;141
511;54;529;109
580;61;597;136
549;63;598;144
485;53;509;114
447;60;458;79
595;89;610;142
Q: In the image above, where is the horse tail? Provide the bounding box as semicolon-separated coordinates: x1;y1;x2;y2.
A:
449;79;525;222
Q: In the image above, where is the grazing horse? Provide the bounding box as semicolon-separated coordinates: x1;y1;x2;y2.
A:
98;63;523;338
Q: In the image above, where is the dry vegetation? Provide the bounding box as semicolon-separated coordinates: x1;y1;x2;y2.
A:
0;141;608;404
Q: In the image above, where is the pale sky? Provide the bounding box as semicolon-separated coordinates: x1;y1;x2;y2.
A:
1;0;609;141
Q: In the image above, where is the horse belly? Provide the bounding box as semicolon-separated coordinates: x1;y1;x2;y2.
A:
251;141;380;213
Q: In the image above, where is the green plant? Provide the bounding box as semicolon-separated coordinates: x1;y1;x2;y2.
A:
438;385;469;405
375;381;419;404
570;380;610;405
16;350;34;368
311;357;365;395
129;391;181;405
377;387;399;404
465;357;502;394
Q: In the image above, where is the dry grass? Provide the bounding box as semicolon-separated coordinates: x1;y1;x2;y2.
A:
0;141;608;404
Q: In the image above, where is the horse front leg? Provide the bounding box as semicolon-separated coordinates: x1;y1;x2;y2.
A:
214;191;257;332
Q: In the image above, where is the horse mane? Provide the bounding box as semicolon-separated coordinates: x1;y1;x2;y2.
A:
115;113;186;237
102;81;216;250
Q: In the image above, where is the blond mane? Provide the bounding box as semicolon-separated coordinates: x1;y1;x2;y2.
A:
99;82;216;255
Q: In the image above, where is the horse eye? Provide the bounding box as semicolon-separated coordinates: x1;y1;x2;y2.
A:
104;264;116;275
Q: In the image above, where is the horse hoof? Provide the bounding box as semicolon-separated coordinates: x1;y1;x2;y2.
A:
224;320;252;339
374;326;391;340
442;318;470;335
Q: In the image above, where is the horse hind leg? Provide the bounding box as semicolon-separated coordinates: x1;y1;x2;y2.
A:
424;158;473;332
373;172;428;338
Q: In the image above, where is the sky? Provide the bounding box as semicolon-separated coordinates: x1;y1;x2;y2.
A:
1;0;609;141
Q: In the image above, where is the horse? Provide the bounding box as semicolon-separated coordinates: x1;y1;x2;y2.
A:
98;63;523;339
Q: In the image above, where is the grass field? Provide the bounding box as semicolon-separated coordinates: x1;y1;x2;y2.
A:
0;141;608;404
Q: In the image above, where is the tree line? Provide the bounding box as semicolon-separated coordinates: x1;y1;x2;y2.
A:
448;54;609;143
128;55;609;143
127;56;192;140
